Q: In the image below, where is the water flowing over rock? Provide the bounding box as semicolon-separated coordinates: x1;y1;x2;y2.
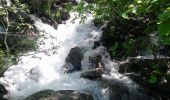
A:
89;53;104;69
64;47;83;73
80;68;103;80
109;81;151;100
118;56;170;99
0;12;106;100
24;89;93;100
41;17;58;30
0;84;7;100
0;1;159;99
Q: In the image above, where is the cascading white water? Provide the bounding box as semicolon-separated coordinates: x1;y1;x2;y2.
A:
0;12;110;100
0;0;152;99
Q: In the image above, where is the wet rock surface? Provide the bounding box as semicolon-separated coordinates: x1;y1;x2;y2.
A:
119;57;170;74
24;90;94;100
64;47;83;73
0;84;8;100
88;53;104;69
41;17;58;29
80;68;103;80
99;78;152;100
110;82;151;100
61;10;70;21
118;57;170;99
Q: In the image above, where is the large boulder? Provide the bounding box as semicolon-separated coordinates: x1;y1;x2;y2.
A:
24;90;93;100
109;82;151;100
64;47;83;73
0;84;8;100
80;68;103;80
99;78;152;100
118;57;170;99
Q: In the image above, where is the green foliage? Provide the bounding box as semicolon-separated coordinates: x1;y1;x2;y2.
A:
55;11;61;17
41;3;50;15
122;0;170;45
109;43;119;57
158;20;170;35
72;0;170;46
157;7;170;44
148;75;157;84
0;0;37;72
0;48;5;70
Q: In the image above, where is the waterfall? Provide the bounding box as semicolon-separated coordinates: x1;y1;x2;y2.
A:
0;12;110;100
0;1;151;100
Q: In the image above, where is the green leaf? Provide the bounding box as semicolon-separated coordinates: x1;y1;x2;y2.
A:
148;75;157;84
122;12;130;19
158;20;170;35
157;11;170;24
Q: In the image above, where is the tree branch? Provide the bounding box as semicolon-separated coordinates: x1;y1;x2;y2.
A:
4;11;10;55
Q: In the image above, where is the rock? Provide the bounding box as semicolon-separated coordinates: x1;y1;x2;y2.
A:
41;17;58;29
41;17;51;24
63;62;75;73
61;10;70;21
54;16;62;24
99;78;152;100
92;41;100;49
118;57;170;74
55;90;93;100
53;20;58;29
80;68;103;80
89;53;104;69
52;3;59;11
159;45;170;56
65;47;83;72
110;82;151;100
110;83;130;100
57;18;62;24
0;84;8;100
118;57;170;99
24;89;93;100
24;90;55;100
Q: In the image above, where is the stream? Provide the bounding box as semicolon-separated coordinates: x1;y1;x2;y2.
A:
0;1;151;100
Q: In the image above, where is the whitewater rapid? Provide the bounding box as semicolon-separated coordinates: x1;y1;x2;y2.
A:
0;12;109;100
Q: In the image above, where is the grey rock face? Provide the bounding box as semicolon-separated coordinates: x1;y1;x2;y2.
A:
80;68;103;80
24;89;94;100
64;47;83;73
